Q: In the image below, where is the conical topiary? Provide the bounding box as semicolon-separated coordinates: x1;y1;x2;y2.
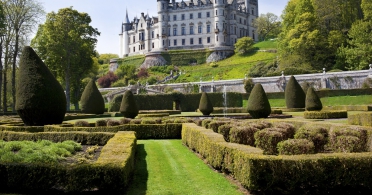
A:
16;46;66;126
198;92;214;116
247;83;271;118
80;79;105;114
305;87;323;111
285;75;306;108
120;90;138;119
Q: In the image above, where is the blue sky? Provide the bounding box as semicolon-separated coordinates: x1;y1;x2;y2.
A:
36;0;288;55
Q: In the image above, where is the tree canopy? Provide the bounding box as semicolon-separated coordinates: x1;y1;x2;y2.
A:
253;12;281;41
234;37;254;55
31;7;100;111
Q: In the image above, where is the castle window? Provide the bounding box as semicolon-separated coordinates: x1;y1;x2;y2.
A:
152;42;154;48
198;25;202;33
162;3;165;10
244;19;246;25
173;15;177;21
174;39;177;46
168;40;170;46
190;26;194;34
133;47;135;52
207;25;211;33
163;40;165;46
173;27;177;36
216;23;218;29
182;14;185;20
152;31;154;38
168;15;171;21
207;37;210;43
182;39;185;45
190;38;194;45
162;15;164;21
216;35;218;42
198;12;202;18
182;27;186;35
239;18;242;24
168;28;171;36
133;36;135;43
207;12;210;17
199;38;202;44
252;8;254;15
216;10;217;15
190;13;193;19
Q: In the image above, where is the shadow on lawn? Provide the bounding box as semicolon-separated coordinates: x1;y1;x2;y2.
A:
124;144;148;195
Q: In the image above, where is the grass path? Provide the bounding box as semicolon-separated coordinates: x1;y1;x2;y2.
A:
125;140;244;195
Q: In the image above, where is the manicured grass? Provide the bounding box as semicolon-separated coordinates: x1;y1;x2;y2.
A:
0;140;82;164
125;140;243;195
253;40;278;50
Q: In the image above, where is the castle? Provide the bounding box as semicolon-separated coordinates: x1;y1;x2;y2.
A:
119;0;258;63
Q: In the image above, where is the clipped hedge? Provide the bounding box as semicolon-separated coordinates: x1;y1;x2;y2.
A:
277;139;315;155
44;124;182;139
182;123;372;194
304;110;347;119
0;131;136;193
348;113;372;126
0;125;44;133
137;113;170;118
0;131;114;146
323;105;372;111
139;110;181;115
64;114;111;121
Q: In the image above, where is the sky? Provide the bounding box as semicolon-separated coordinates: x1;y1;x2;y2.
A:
35;0;288;55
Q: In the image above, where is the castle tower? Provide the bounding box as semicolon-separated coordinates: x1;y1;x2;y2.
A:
157;0;169;51
214;0;226;47
121;10;131;57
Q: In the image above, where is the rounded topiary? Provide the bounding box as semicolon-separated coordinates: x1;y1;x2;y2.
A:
285;75;306;108
80;79;105;114
119;90;138;119
247;83;271;118
277;139;315;155
198;92;214;116
305;87;322;111
16;46;67;126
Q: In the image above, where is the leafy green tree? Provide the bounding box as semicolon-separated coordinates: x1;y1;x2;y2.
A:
247;83;271;118
337;0;372;70
31;7;100;111
234;37;254;54
98;53;119;65
253;12;281;41
0;2;6;111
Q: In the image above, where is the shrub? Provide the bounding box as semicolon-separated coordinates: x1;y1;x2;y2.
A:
120;118;132;124
74;120;90;127
97;72;118;88
254;128;286;155
329;127;367;152
285;76;306;109
198;92;214;116
247;120;273;130
304;110;347;119
120;90;139;119
107;120;121;126
208;121;227;133
244;78;255;94
277;139;315;155
295;126;328;152
129;119;142;124
218;124;233;142
247;83;271;118
201;119;213;128
305;87;322;111
229;126;260;146
141;119;157;124
95;119;107;127
16;46;66;126
273;123;295;139
80;79;105;114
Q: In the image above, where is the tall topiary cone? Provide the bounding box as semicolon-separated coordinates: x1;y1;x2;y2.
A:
80;79;105;114
247;83;271;118
120;90;138;119
285;75;306;108
16;46;66;126
305;87;323;111
198;92;214;116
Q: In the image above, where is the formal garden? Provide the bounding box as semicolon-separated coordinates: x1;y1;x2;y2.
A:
1;46;372;194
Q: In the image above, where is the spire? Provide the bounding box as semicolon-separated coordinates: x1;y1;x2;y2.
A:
125;8;130;24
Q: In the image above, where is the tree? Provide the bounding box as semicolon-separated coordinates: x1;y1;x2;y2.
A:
305;87;322;111
80;79;105;114
234;37;254;54
16;46;66;126
120;90;138;119
31;7;100;111
98;53;119;65
253;12;281;41
247;83;271;118
285;76;306;108
198;92;213;116
0;2;6;111
2;0;44;112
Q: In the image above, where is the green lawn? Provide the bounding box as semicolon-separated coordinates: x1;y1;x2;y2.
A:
125;140;244;195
